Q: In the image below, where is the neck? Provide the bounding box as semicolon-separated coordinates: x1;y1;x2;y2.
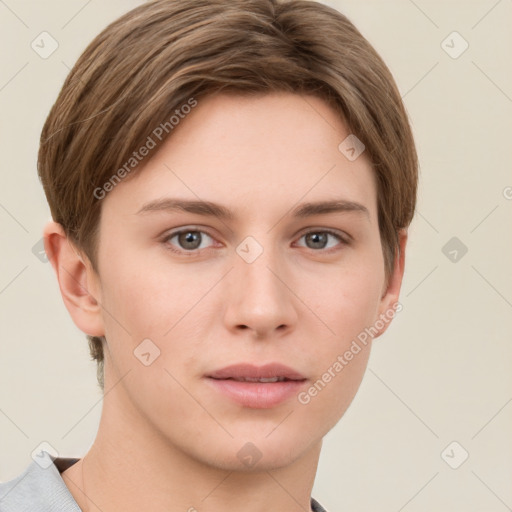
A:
63;384;321;512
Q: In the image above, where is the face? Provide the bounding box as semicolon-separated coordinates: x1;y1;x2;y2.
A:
83;92;404;470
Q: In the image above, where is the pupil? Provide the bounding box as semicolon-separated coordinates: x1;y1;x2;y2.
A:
179;231;201;249
307;232;327;249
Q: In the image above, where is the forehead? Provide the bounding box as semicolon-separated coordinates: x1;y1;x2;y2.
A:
101;92;377;221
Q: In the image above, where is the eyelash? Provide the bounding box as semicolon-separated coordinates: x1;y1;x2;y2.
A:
161;227;350;256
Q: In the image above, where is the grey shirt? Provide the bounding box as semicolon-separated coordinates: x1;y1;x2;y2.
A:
0;451;328;511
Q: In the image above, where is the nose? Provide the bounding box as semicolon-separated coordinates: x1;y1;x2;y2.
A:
222;242;298;338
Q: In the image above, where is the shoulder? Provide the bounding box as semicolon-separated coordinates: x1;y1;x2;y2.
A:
0;451;81;512
311;496;330;512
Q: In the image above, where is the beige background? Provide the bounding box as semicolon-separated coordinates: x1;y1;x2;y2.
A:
1;1;511;511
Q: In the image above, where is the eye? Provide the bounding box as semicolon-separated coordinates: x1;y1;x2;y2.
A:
162;227;349;255
296;229;348;251
163;229;216;253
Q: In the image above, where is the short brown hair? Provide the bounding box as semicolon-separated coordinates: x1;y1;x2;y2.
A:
38;0;418;391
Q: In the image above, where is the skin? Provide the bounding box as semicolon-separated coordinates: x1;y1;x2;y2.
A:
46;92;407;512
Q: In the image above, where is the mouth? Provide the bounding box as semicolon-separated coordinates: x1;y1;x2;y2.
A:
206;362;306;381
205;363;307;408
209;376;298;383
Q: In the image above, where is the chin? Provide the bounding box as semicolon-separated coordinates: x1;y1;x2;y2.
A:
189;432;319;473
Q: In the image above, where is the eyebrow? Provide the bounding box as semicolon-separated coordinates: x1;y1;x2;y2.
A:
136;198;369;220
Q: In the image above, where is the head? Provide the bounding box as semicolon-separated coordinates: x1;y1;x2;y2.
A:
40;0;417;470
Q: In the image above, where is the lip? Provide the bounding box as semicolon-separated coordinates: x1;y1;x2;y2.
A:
207;363;306;381
205;363;307;409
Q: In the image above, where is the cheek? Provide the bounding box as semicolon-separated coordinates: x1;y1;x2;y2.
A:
97;251;221;375
99;251;192;334
305;259;385;341
294;256;384;422
295;283;374;437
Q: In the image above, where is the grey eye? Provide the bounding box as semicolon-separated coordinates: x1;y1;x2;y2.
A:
166;230;215;252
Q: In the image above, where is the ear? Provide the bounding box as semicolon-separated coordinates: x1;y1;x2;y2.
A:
373;229;408;339
43;221;105;337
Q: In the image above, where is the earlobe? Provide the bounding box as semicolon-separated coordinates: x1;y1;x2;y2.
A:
374;229;408;338
43;221;105;337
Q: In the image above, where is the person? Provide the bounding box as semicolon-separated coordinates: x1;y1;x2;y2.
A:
0;0;417;510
